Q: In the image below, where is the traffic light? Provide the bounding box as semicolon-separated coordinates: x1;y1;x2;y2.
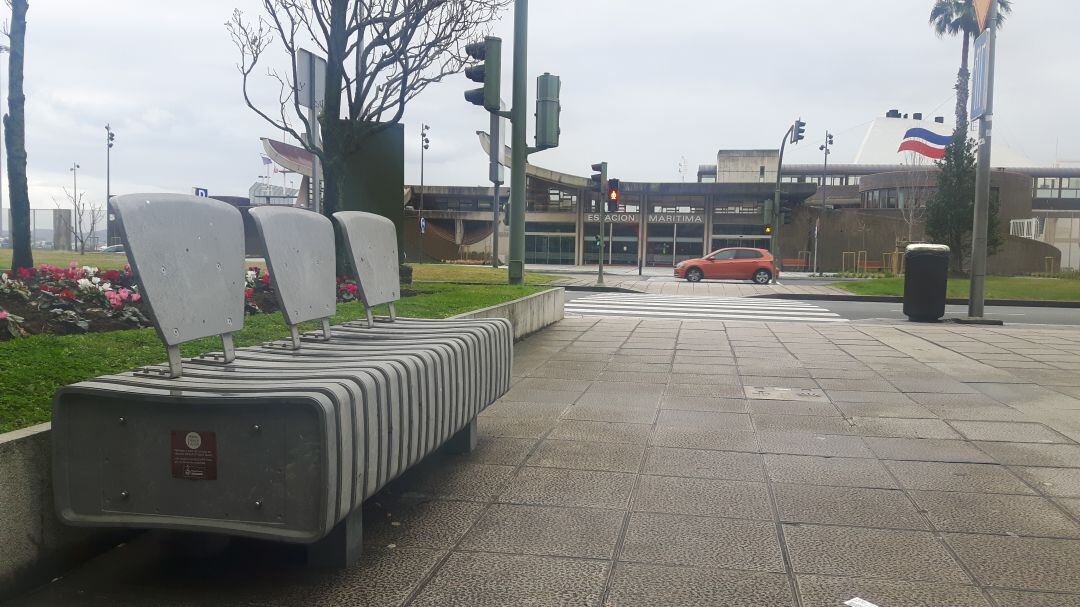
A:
606;178;620;212
763;225;773;235
594;235;601;247
502;200;510;226
791;118;806;144
590;162;608;193
535;73;561;150
464;37;502;112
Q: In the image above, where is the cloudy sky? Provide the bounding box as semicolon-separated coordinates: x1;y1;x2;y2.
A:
12;0;1080;210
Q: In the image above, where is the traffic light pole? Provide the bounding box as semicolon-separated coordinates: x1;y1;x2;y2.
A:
771;125;794;284
597;201;606;286
507;0;528;285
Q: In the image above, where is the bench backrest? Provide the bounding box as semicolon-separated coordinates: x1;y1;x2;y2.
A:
113;193;245;376
333;211;401;308
249;206;336;347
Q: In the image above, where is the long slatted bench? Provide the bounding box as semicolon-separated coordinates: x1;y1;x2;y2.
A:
52;194;511;566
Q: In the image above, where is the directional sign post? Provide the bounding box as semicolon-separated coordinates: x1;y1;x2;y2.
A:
967;1;999;321
297;48;326;214
419;217;427;235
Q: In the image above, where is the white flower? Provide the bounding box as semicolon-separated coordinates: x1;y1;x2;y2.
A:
91;277;101;285
77;278;94;290
245;270;257;286
0;272;8;283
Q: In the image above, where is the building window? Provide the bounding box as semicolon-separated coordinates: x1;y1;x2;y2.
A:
848;176;861;185
714;202;761;215
781;176;800;183
700;175;716;183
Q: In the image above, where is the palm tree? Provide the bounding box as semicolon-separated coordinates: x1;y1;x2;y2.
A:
929;0;1012;136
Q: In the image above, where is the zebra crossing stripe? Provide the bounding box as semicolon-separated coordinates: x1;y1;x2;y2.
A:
565;293;848;323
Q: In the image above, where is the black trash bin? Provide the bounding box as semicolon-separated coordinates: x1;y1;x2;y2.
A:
903;244;950;322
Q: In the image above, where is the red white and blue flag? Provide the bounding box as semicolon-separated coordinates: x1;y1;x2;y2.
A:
897;128;952;159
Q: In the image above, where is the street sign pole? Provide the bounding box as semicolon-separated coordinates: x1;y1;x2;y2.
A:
968;2;998;319
772;124;794;284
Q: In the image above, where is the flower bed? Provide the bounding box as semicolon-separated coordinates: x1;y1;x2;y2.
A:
0;263;147;340
0;263;415;341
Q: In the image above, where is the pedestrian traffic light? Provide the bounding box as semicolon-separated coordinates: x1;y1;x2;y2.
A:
763;225;773;235
791;118;806;144
502;200;510;226
464;36;502;112
594;234;601;247
606;179;620;213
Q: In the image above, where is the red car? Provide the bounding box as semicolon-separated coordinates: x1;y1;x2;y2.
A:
674;248;776;284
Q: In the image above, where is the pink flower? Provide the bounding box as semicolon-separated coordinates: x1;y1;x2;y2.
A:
0;310;8;321
131;293;141;303
69;261;78;269
118;288;130;299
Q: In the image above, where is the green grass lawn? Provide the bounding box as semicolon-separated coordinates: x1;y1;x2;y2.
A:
411;263;557;285
834;276;1080;301
0;282;545;433
0;249;132;271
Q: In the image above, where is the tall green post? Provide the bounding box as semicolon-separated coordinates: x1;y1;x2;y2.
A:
508;0;528;285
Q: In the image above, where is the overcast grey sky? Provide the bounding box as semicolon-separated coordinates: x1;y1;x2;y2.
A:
14;0;1080;209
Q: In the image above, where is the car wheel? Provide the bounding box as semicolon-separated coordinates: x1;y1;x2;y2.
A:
686;268;703;282
752;269;772;284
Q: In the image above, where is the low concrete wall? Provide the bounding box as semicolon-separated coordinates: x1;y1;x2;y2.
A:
0;289;565;600
452;287;565;339
0;423;130;601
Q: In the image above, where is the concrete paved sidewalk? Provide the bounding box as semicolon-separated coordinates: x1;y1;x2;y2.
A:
11;319;1080;606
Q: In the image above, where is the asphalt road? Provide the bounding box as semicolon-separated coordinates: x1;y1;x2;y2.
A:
564;289;1080;326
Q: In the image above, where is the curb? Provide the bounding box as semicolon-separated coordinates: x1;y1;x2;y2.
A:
754;292;1080;309
558;284;640;293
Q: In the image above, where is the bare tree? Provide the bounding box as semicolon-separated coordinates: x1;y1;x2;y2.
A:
227;0;510;217
4;0;31;270
897;151;936;244
54;189;104;254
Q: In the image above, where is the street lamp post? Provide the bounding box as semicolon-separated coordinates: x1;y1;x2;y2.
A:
105;124;115;245
69;162;79;252
419;124;430;262
817;131;834;275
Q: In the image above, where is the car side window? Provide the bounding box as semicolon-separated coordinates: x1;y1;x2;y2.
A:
735;250;762;259
713;250;736;260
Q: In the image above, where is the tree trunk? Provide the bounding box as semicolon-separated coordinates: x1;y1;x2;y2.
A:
954;33;970;136
5;0;32;271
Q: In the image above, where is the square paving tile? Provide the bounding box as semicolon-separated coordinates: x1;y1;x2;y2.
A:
548;420;651;445
975;442;1080;467
642;447;765;481
459;436;538;466
499;467;635;509
483;400;572;419
632;475;772;519
410;552;608;607
773;484;927;530
659;395;749;413
604;563;795;607
525;439;646;473
989;589;1080;607
851;417;963;440
1056;497;1080;518
748;399;842;416
764;454;897;488
650;426;761;452
478;416;558;439
620;512;785;571
668;383;746;398
826;390;916;405
313;547;445;607
884;461;1035;494
783;524;970;583
833;401;937;419
740;375;820;389
949;421;1072;444
656;409;752;431
945;533;1080;593
758;432;874;458
1013;467;1080;498
586;382;667;397
575;391;663;408
362;498;486;550
561;402;659;424
795;575;990;607
910;491;1080;537
458;504;624;559
398;462;518;502
752;414;858;435
864;437;994;463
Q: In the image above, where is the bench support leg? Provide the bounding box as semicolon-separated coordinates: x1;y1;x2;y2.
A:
444;417;478;454
306;507;363;568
